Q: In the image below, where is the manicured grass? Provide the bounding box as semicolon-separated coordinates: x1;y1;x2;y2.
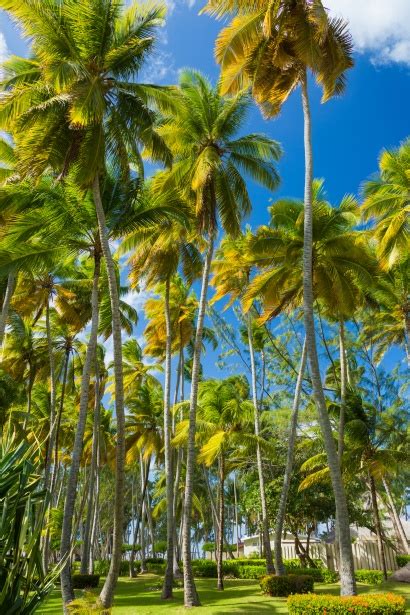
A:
39;575;410;614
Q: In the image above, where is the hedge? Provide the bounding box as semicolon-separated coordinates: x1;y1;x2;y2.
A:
396;554;410;568
260;574;314;597
287;593;406;614
191;559;218;578
71;574;100;589
355;569;386;584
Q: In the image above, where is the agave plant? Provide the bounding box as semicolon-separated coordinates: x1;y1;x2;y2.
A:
0;434;57;614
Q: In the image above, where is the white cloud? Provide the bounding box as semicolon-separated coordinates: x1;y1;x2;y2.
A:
326;0;410;65
0;32;9;77
141;49;175;83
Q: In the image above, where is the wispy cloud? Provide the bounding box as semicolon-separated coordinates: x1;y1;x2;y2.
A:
0;32;9;78
327;0;410;66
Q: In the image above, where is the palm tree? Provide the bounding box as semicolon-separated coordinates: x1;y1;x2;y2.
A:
204;0;356;595
174;376;262;591
0;1;173;607
362;138;410;271
211;232;274;573
245;182;375;576
155;68;281;606
122;195;201;598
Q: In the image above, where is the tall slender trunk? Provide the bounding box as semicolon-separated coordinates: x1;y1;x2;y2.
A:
43;298;57;572
382;477;409;555
182;233;215;607
162;277;174;598
216;456;225;591
301;73;356;596
173;348;184;578
338;321;347;461
129;457;151;577
402;310;410;365
369;474;388;579
233;473;240;558
89;433;101;573
60;251;100;610
44;299;57;492
274;339;307;575
51;347;70;495
247;312;274;573
93;177;126;609
0;269;16;350
81;361;101;574
140;453;147;574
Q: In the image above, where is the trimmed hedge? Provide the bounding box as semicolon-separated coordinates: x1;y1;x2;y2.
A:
287;593;406;614
355;569;385;584
71;574;100;589
396;554;410;568
191;559;218;578
260;574;314;597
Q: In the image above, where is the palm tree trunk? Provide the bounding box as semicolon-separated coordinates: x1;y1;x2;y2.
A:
140;454;148;574
81;361;101;574
216;456;225;591
162;277;174;598
301;72;356;596
182;234;215;607
233;473;240;558
247;311;274;573
338;321;347;460
404;313;410;367
382;477;409;554
0;269;16;350
369;474;388;579
274;338;307;575
93;177;126;609
60;251;100;610
43;298;57;572
51;347;70;495
129;456;151;577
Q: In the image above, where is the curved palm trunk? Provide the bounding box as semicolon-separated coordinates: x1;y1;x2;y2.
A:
382;477;409;554
301;73;356;596
81;361;101;575
338;321;347;460
404;313;410;367
369;474;388;580
0;269;16;350
93;177;126;609
162;277;175;598
247;312;274;573
216;456;225;591
182;233;215;608
274;338;307;575
60;252;100;610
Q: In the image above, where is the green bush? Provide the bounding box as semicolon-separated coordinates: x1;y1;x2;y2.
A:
396;554;410;568
355;569;385;584
320;568;339;584
146;562;166;575
145;557;166;564
191;559;217;578
236;565;267;579
232;558;267;567
66;591;110;614
285;558;324;569
71;574;100;589
287;593;406;614
260;574;314;597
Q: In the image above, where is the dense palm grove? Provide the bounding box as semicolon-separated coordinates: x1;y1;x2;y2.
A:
0;1;408;613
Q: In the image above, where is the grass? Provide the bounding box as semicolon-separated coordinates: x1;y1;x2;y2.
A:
39;575;410;614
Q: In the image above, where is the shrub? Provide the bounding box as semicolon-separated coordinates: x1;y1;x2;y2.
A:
146;562;166;575
71;574;100;589
396;554;410;568
285;558;323;570
287;593;406;614
232;558;267;567
66;591;110;614
191;559;217;578
145;557;166;564
355;569;385;584
260;574;314;597
320;568;339;584
236;565;267;579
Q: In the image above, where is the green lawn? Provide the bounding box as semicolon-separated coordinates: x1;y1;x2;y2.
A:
39;575;410;614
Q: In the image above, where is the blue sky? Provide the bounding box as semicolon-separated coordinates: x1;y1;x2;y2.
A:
0;0;409;379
